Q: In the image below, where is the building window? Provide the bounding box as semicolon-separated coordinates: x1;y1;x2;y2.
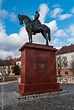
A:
65;71;68;75
62;56;67;61
71;54;74;60
63;63;68;67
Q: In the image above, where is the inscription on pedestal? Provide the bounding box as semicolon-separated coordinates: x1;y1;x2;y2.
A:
36;56;47;76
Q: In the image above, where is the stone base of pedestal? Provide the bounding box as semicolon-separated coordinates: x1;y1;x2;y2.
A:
17;43;62;96
17;83;61;95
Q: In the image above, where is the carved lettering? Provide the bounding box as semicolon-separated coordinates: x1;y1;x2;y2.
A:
36;56;47;76
38;64;45;69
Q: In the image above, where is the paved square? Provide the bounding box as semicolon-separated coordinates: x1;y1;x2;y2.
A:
0;81;74;110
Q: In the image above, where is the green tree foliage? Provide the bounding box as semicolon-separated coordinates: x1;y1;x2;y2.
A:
12;64;21;75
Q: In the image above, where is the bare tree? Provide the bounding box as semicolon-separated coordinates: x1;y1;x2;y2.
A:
5;55;12;74
56;56;63;76
0;58;7;74
69;59;74;75
5;55;12;60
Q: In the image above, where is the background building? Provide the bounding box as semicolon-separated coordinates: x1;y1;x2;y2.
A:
0;57;21;75
56;44;74;76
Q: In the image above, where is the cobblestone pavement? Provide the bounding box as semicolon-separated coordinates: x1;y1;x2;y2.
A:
0;82;74;110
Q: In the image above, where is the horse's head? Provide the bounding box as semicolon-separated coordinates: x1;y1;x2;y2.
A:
18;14;24;25
18;14;31;25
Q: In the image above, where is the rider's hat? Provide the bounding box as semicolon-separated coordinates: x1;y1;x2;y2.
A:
18;14;21;18
36;11;38;13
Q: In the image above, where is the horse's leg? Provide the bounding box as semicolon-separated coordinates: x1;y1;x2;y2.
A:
28;30;32;43
28;32;30;43
41;32;48;45
48;29;51;41
46;35;48;45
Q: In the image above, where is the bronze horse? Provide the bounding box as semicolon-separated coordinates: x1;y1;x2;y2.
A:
18;14;51;45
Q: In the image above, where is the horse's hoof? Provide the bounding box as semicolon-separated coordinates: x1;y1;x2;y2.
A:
46;43;48;46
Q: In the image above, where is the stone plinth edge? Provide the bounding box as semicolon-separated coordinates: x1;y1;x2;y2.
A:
19;42;57;52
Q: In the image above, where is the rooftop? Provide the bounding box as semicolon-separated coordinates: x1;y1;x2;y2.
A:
56;44;74;55
0;57;21;66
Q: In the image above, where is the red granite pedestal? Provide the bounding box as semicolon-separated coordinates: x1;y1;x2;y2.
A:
17;43;61;95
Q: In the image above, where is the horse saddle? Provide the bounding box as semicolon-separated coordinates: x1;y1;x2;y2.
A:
32;20;41;28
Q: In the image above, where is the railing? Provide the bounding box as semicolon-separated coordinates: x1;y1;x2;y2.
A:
57;76;74;84
0;75;17;82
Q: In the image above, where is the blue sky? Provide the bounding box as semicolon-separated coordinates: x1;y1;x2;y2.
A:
0;0;74;58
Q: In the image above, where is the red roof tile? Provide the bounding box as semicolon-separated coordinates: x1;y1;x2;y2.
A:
56;44;74;55
0;57;21;66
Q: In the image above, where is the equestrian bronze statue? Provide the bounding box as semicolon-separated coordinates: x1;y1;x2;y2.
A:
18;11;51;45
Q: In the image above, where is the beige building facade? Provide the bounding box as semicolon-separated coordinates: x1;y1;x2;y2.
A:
56;44;74;76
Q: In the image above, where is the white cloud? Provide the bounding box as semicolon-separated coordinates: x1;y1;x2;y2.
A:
0;49;21;59
0;9;8;19
13;7;17;11
39;4;49;23
0;0;16;22
9;12;16;21
54;29;67;37
1;3;71;59
50;8;63;18
71;7;74;13
0;9;16;21
50;38;62;49
52;4;60;8
0;23;7;44
68;38;74;43
0;18;59;58
0;0;2;9
0;50;14;59
33;33;45;45
5;27;28;51
59;13;72;20
45;20;58;33
0;23;28;58
0;22;49;58
68;24;74;36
